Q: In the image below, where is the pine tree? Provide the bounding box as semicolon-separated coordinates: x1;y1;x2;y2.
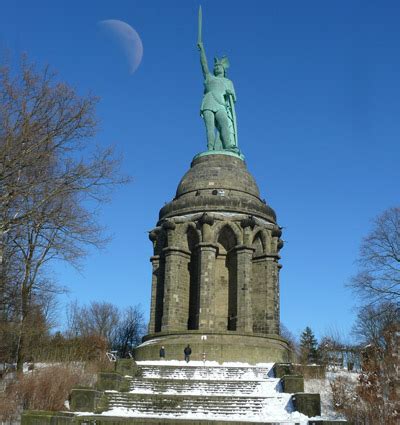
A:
300;326;319;364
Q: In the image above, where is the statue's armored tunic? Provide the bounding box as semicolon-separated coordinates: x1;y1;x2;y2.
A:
201;75;236;115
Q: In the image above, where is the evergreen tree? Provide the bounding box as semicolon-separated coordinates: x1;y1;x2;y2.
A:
300;326;319;364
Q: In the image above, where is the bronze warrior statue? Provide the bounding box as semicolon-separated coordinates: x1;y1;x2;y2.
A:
197;7;239;154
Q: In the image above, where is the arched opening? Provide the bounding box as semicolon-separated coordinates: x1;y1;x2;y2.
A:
187;227;200;330
251;232;268;334
215;225;237;331
252;232;264;258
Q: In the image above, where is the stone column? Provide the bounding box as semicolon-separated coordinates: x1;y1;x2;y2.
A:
161;246;191;332
251;253;268;334
269;226;283;335
148;255;160;334
264;255;280;334
273;261;282;334
235;245;254;333
197;242;218;331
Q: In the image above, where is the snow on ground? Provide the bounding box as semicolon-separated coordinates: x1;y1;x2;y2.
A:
94;407;312;424
136;360;275;368
304;369;358;421
74;361;327;424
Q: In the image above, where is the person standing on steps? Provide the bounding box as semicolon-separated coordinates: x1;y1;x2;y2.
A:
159;346;165;359
184;344;192;363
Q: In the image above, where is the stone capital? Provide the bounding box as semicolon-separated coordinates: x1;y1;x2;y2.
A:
150;255;160;263
162;220;176;231
252;253;280;261
198;212;214;226
162;246;191;258
234;244;255;253
240;215;257;229
149;227;161;242
196;242;219;251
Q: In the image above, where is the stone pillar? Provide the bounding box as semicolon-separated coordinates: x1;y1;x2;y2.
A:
148;255;160;334
161;247;191;332
251;253;268;334
274;262;282;334
235;245;254;333
270;226;283;335
265;255;280;334
197;242;218;331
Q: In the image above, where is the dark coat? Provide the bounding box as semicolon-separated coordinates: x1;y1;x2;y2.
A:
184;346;192;355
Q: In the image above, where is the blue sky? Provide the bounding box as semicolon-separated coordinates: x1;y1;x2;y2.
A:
1;1;399;341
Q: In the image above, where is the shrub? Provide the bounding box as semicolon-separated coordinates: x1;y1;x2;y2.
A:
0;364;93;422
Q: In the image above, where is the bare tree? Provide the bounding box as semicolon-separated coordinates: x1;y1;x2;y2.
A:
0;56;127;370
280;323;298;359
113;306;146;357
67;301;119;347
349;207;400;306
332;303;400;424
352;302;399;353
65;302;146;357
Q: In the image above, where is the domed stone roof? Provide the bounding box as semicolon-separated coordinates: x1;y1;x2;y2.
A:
176;154;260;198
159;153;276;223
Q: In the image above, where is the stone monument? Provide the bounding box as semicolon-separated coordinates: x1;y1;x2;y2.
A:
21;9;348;424
134;7;290;363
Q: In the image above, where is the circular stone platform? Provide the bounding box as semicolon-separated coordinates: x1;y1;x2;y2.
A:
135;331;291;364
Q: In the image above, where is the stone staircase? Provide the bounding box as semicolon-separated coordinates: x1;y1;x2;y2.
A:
127;377;268;394
21;361;349;424
105;392;276;416
101;362;287;419
137;364;270;380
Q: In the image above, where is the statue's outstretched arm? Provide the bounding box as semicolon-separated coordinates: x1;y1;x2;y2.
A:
197;42;210;78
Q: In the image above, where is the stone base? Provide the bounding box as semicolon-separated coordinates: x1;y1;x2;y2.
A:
22;413;318;424
193;150;245;161
281;375;304;393
135;331;291;364
22;412;350;425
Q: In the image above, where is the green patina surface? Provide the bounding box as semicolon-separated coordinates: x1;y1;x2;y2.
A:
197;7;242;159
193;150;244;161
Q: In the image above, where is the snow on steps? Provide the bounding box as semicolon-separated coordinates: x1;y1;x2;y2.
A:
137;364;271;381
105;392;279;416
127;377;276;395
93;361;307;423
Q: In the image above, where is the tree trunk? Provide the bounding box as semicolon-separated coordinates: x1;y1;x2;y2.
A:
16;285;29;372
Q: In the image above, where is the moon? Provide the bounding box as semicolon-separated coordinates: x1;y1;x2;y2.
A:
98;19;143;74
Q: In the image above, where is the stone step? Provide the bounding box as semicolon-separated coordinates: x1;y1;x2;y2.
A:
105;392;285;417
23;411;302;425
136;364;271;381
128;377;278;395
